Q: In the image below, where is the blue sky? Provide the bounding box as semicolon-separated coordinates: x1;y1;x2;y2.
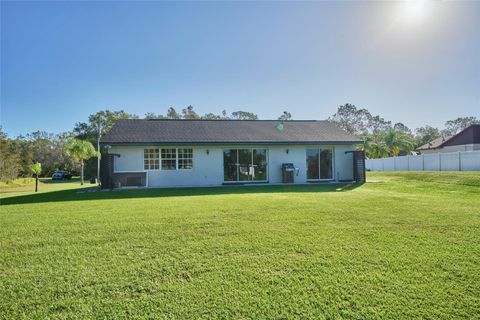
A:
1;1;479;136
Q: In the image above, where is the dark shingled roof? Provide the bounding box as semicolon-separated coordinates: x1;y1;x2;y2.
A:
100;119;362;145
415;125;480;151
416;136;453;151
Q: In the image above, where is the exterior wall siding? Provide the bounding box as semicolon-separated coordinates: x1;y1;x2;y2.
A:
109;144;356;188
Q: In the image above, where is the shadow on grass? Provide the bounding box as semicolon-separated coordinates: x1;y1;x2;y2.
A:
0;183;362;206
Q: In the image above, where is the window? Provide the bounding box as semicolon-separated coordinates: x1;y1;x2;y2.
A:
223;149;268;182
306;148;333;180
178;148;193;169
144;148;159;170
161;148;177;170
144;148;194;170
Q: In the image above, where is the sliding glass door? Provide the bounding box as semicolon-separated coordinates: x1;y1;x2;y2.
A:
223;149;268;182
223;149;238;181
238;149;252;181
306;148;333;180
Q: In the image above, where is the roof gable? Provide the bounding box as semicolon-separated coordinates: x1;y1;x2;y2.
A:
100;119;362;145
416;124;480;151
441;125;480;147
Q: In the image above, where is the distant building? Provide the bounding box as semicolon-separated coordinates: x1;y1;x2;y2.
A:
416;125;480;154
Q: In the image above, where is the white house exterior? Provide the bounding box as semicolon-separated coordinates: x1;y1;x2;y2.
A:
100;120;363;188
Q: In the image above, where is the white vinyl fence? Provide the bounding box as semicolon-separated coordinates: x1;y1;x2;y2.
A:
366;151;480;172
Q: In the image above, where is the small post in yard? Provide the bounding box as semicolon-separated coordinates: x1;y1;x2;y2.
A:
459;151;462;171
30;162;42;193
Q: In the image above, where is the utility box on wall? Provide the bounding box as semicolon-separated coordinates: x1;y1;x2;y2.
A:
100;153;116;189
353;151;366;183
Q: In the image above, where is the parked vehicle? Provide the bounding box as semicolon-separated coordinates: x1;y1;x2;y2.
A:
51;171;73;180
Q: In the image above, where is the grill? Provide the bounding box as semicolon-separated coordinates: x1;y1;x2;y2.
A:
281;163;296;183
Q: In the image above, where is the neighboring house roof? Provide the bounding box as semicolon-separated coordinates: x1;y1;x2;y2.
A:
416;136;452;151
441;124;480;147
416;124;480;151
100;119;362;145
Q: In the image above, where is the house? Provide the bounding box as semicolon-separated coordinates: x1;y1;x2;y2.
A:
416;124;480;154
99;119;364;188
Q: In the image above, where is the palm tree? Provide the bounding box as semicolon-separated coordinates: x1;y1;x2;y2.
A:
65;139;100;185
384;129;414;156
363;133;390;159
30;162;42;192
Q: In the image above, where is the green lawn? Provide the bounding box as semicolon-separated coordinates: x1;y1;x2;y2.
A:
0;177;85;195
1;172;479;319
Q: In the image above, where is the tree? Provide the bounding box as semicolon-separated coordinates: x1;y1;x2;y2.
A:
329;103;395;136
363;133;389;159
166;107;181;119
230;111;257;120
14;131;78;177
329;103;372;135
74;110;138;181
30;162;42;192
202;113;224;120
65;139;100;185
415;125;441;147
393;122;412;134
182;105;200;119
384;129;415;156
369;115;392;134
0;128;22;181
443;117;480;135
278;111;292;121
9;137;33;177
144;112;167;119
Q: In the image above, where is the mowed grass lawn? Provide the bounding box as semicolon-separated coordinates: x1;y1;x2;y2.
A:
1;172;479;319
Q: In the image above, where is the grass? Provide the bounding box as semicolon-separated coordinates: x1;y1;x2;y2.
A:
1;172;479;319
0;177;85;195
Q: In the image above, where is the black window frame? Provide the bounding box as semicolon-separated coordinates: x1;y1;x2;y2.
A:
306;147;334;181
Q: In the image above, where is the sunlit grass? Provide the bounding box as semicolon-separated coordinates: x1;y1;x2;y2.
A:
0;177;86;195
1;172;479;319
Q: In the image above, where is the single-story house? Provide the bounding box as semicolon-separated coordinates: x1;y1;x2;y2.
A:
416;124;480;154
99;119;364;188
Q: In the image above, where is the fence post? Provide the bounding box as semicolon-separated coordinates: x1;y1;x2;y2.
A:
459;151;462;171
439;153;442;171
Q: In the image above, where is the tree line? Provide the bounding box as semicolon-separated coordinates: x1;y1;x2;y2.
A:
329;103;479;158
0;107;290;182
1;104;477;182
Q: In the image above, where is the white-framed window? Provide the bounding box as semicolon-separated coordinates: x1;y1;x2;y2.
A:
178;148;193;169
144;148;160;170
144;148;194;170
161;148;177;170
